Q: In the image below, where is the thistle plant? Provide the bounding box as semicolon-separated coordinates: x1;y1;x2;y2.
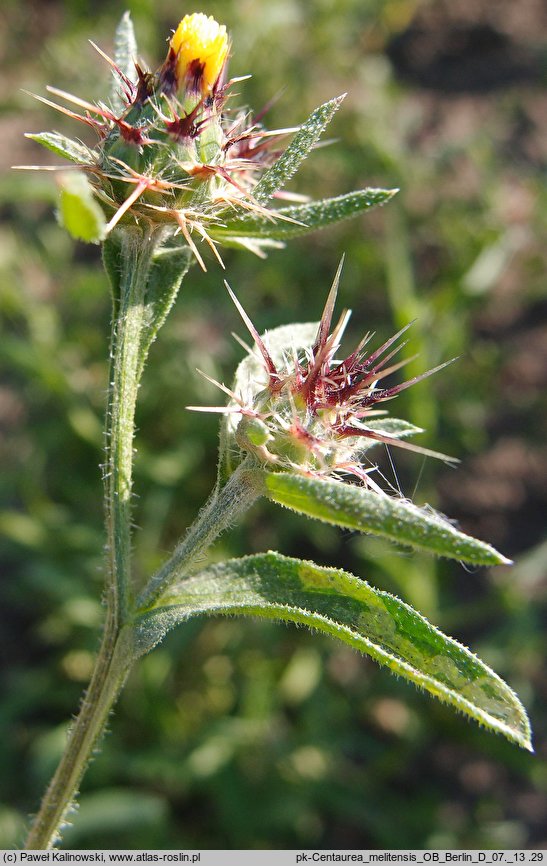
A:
20;11;531;850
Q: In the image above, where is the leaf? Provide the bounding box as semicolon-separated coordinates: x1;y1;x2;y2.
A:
137;241;192;376
215;189;398;241
134;552;532;750
57;171;106;243
364;417;424;441
354;417;426;453
25;132;94;165
102;234;191;402
262;471;511;566
252;95;345;204
111;11;139;115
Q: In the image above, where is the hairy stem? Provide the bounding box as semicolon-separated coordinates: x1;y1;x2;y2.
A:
105;228;158;620
24;627;133;849
137;460;263;610
24;461;261;847
24;228;261;848
25;228;160;848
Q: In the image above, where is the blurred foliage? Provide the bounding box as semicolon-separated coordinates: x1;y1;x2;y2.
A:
1;0;547;850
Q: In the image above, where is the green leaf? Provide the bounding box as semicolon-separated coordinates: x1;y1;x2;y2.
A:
137;241;192;376
103;233;192;372
354;417;425;453
57;172;106;243
111;11;139;115
25;132;94;165
215;189;398;241
364;417;424;441
252;95;345;204
262;471;511;566
134;552;531;750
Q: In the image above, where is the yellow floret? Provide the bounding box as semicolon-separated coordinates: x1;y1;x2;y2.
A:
170;13;229;95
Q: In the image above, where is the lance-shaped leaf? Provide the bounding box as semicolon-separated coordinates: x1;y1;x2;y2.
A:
102;233;192;375
57;171;106;243
25;132;94;165
363;418;424;442
261;471;511;566
252;95;345;204
111;11;139;115
214;189;397;242
134;552;531;750
137;241;192;377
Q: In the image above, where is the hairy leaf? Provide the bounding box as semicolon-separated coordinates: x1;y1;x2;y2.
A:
252;95;345;204
137;242;192;377
103;234;192;373
134;552;531;750
216;189;397;241
25;132;94;165
262;471;511;566
111;12;139;115
363;418;424;441
57;172;106;243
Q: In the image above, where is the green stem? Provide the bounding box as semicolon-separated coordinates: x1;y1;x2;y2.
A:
106;228;158;620
24;462;261;847
24;626;133;849
24;228;261;847
25;228;159;848
137;460;263;611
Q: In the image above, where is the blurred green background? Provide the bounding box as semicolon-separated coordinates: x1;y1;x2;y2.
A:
1;0;546;850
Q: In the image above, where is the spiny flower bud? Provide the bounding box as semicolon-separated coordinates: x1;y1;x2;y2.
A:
167;13;229;98
21;13;300;268
191;263;456;491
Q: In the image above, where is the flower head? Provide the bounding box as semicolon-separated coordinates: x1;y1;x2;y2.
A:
21;13;301;267
191;264;456;491
167;13;229;97
22;13;395;268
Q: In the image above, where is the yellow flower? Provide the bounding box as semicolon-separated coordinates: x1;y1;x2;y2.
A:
170;13;229;96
